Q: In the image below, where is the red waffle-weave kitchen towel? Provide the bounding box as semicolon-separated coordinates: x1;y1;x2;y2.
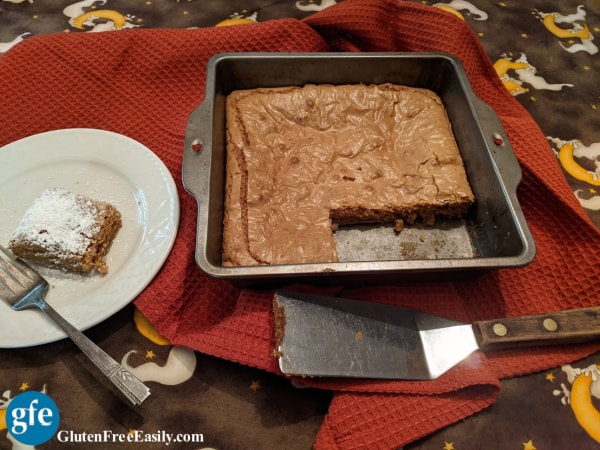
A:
1;0;600;448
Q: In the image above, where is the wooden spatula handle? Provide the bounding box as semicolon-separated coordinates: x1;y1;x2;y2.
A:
472;306;600;350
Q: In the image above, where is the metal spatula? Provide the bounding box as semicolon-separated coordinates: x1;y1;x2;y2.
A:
274;290;600;380
0;245;150;405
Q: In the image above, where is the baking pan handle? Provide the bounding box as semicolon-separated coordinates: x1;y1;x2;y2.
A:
471;98;523;193
471;97;536;263
182;101;212;200
182;100;213;262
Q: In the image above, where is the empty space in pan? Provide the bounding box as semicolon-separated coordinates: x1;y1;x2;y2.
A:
334;220;475;262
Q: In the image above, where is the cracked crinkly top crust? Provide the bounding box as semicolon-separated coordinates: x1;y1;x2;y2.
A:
223;84;474;266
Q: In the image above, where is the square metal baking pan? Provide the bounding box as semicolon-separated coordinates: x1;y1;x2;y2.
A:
182;52;535;285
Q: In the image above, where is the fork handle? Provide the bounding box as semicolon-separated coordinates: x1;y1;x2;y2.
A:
40;302;151;405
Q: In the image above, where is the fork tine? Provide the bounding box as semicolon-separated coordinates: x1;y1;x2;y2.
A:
0;245;39;279
0;253;23;296
0;262;17;298
0;245;36;296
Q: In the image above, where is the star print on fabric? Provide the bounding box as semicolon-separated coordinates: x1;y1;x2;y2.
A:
523;440;537;450
546;372;556;382
19;382;29;391
443;442;455;450
249;380;261;392
146;350;156;359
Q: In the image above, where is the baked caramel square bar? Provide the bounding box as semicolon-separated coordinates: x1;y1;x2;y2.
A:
8;188;122;274
222;84;474;266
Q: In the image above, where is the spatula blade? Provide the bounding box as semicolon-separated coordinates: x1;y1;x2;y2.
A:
274;291;479;380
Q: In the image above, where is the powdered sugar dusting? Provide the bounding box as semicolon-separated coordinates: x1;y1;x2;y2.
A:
12;188;101;254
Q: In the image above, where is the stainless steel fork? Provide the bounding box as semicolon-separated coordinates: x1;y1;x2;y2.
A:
0;245;150;405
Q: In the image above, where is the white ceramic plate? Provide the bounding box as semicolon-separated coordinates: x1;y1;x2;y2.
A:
0;129;179;348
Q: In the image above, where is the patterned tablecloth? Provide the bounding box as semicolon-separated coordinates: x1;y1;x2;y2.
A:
1;1;599;449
